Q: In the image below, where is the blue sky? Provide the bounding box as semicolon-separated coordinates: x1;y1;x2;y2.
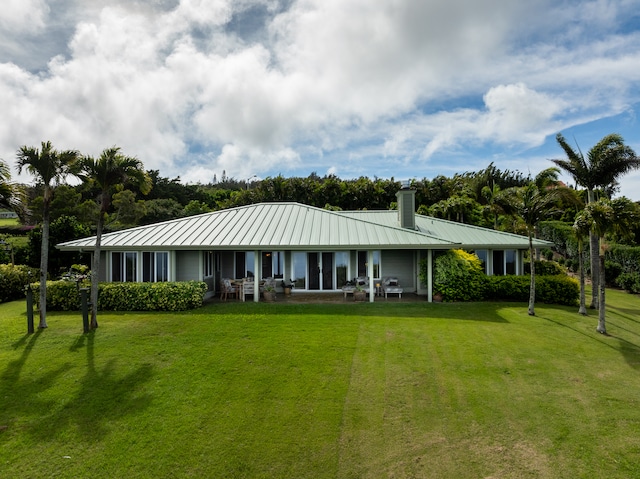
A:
1;0;640;199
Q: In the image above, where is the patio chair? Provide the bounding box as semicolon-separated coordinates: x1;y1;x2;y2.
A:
382;277;403;298
342;276;369;299
242;278;255;301
221;278;238;301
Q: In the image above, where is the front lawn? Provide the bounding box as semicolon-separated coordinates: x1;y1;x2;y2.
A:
1;291;639;478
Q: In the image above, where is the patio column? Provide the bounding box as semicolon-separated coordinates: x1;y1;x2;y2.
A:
368;250;374;303
427;250;433;302
254;251;260;302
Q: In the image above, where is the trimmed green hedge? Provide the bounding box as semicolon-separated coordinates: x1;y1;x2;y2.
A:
485;274;579;306
616;273;640;294
0;264;39;303
31;281;208;311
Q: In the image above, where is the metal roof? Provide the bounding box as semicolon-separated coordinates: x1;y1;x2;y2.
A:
337;210;552;249
57;202;458;251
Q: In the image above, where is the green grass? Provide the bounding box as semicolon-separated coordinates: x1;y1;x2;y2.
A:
1;291;640;478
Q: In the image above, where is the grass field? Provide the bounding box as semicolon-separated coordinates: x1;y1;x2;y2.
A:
0;218;19;227
1;290;639;478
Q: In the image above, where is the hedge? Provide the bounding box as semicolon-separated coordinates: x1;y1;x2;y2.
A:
485;274;579;306
0;264;40;303
30;281;208;311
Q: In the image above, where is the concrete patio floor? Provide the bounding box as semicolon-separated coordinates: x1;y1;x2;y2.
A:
211;291;426;304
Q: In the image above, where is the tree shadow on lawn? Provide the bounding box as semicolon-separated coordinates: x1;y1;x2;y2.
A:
539;313;640;371
1;330;154;443
209;301;512;322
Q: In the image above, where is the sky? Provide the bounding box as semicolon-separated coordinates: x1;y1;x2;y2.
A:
1;0;640;199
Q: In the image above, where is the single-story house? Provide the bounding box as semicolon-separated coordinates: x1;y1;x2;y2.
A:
57;187;551;302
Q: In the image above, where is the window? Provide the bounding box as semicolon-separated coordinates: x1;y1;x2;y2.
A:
335;252;349;287
262;251;284;279
493;250;504;276
235;252;255;278
475;250;488;274
357;250;380;279
112;252;137;282
203;251;214;278
505;250;517;275
143;252;169;282
292;252;306;289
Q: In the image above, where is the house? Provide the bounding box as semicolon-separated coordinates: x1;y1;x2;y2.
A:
57;187;551;302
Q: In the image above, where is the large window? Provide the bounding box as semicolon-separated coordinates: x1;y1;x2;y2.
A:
335;252;349;287
262;251;284;279
491;249;518;276
203;251;214;278
235;252;255;279
357;250;380;279
475;250;488;274
111;252;137;282
292;252;306;289
143;252;169;282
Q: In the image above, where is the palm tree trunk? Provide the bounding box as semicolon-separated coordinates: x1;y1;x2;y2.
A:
528;236;535;316
578;239;587;315
587;189;599;309
596;240;607;334
90;213;103;329
39;203;50;329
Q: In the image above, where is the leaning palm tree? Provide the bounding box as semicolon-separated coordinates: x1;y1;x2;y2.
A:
78;147;151;329
16;142;80;329
498;168;564;316
552;133;640;309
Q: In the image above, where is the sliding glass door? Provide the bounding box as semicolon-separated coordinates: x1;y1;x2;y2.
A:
295;252;349;291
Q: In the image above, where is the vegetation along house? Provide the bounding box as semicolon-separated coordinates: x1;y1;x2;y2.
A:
57;187;551;302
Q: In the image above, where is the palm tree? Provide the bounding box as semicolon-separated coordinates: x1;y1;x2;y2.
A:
0;159;20;211
552;133;640;309
498;168;564;316
572;213;591;316
577;198;639;334
78;147;151;329
16;142;80;329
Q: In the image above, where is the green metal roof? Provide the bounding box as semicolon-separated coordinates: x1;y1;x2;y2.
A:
337;210;552;249
57;202;458;251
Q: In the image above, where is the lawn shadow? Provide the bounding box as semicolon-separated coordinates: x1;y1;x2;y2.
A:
206;300;512;322
28;331;155;443
539;313;640;371
0;330;73;430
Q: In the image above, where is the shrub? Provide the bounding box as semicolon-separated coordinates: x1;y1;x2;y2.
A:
0;264;39;303
606;245;640;274
525;260;565;276
604;260;622;286
32;281;208;311
485;274;579;306
616;272;640;294
431;249;486;302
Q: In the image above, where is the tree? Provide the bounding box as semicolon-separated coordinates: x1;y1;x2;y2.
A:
552;133;640;309
573;213;591;316
78;147;151;329
16;141;80;328
498;169;564;316
576;198;639;334
0;159;20;211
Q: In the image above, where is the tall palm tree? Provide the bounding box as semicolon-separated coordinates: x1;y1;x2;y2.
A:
572;213;591;316
575;198;636;334
552;133;640;309
78;147;151;329
498;168;564;316
16;142;80;329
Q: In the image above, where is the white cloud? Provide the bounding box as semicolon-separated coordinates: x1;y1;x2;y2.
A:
0;0;49;33
0;0;639;197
